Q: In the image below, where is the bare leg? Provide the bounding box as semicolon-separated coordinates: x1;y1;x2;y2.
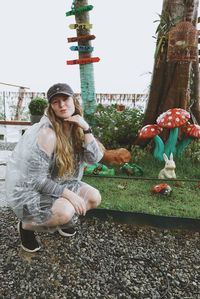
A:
22;197;75;231
22;183;101;231
78;183;102;211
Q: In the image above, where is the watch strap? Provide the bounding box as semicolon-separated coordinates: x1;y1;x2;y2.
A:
83;127;92;134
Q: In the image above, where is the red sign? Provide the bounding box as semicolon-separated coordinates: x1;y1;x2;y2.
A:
67;35;96;43
66;57;100;65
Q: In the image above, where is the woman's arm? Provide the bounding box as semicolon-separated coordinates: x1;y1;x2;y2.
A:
65;115;103;163
31;127;65;197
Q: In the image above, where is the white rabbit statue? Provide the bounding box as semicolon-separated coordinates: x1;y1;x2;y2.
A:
158;153;176;179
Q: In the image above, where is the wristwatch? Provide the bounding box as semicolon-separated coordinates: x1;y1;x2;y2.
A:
83;127;92;134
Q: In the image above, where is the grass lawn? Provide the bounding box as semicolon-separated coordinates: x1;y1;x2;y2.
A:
82;154;200;219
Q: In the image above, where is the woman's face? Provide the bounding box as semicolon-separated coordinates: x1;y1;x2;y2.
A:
50;94;75;119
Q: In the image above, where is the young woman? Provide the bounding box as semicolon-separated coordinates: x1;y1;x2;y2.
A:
6;83;103;253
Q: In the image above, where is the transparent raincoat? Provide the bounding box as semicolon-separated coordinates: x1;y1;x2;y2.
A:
5;116;103;224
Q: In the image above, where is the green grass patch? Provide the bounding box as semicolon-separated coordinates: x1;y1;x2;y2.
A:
83;154;200;219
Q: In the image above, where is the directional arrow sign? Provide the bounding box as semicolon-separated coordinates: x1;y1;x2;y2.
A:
66;57;100;65
69;23;93;30
69;45;94;52
67;35;95;43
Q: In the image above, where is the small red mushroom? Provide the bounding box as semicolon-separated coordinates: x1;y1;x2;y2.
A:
138;124;162;139
176;124;200;157
138;124;164;161
182;124;200;138
156;108;190;158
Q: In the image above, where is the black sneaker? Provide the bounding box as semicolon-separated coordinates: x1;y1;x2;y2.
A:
17;221;41;253
57;225;76;237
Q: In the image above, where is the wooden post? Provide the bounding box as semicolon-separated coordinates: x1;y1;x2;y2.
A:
14;87;25;120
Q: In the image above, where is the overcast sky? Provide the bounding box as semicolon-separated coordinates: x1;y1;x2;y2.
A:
0;1;198;94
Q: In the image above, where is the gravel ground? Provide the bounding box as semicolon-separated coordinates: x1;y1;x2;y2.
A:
1;207;200;299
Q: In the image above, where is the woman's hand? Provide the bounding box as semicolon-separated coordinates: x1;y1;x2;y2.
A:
67;195;87;216
62;187;87;215
65;115;89;131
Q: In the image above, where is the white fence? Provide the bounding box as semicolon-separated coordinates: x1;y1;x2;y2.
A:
0;91;148;121
0;91;46;121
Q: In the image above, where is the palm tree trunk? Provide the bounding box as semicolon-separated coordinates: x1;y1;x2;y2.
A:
74;0;96;119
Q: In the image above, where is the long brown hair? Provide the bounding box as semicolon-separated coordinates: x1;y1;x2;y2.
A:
47;97;84;177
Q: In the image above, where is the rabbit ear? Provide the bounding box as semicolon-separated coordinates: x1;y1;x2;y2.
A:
163;153;168;162
170;153;173;160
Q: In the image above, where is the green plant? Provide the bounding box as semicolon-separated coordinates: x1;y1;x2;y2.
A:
131;145;150;163
88;104;144;150
28;97;48;115
153;12;182;58
183;139;200;163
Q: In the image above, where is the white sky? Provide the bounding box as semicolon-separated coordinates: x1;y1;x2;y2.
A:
0;1;198;94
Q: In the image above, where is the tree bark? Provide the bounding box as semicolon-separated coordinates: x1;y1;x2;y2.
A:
142;0;200;129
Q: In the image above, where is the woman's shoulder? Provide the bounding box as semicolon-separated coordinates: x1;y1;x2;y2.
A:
37;126;56;156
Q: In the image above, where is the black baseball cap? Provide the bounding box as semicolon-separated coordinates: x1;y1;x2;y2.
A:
47;83;74;102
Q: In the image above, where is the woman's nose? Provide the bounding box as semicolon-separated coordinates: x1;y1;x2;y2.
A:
59;100;65;107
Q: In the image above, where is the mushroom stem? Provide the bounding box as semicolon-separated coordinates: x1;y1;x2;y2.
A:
176;136;193;158
153;135;164;161
164;127;178;158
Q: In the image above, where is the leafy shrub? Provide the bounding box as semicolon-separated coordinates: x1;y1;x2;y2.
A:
88;104;144;149
183;139;200;163
130;145;150;163
28;97;48;115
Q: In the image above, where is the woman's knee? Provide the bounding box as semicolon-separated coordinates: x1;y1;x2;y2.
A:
51;198;75;225
88;189;102;208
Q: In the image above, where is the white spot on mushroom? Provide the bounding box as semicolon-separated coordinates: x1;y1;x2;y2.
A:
176;112;180;115
167;111;172;115
151;128;155;131
168;116;172;120
168;122;172;126
161;119;164;122
182;115;185;118
175;118;180;122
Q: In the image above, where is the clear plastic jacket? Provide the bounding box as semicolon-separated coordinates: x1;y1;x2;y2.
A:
5;116;103;224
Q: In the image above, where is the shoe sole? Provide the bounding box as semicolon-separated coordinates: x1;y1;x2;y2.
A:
17;222;41;253
57;228;76;237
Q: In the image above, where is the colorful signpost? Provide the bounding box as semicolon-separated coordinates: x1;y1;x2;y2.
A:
66;0;100;118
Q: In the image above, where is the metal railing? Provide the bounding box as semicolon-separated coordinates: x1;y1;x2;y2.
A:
0;91;147;121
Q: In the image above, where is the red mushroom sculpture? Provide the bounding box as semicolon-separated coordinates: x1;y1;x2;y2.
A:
138;124;164;161
176;124;200;157
156;108;190;158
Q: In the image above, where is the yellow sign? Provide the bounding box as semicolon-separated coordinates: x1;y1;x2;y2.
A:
69;23;93;30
